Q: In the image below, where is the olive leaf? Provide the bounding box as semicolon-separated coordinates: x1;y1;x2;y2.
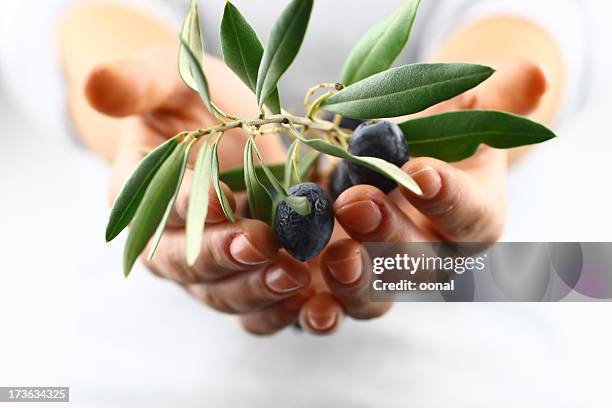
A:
341;0;420;85
284;139;301;189
179;0;205;92
256;0;313;108
322;63;494;119
244;139;274;224
147;141;192;261
220;2;281;114
220;163;285;191
249;138;311;216
400;110;558;162
217;151;318;192
185;138;214;266
106;136;178;243
249;139;288;196
287;125;422;195
211;141;236;223
123;142;188;277
180;38;215;115
299;150;319;180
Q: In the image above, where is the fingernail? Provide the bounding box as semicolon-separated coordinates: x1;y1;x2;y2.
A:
229;234;268;266
326;250;362;285
307;311;337;331
336;200;382;234
408;166;442;199
265;265;306;294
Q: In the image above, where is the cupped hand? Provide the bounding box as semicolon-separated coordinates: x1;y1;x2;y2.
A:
89;44;547;337
88;45;314;334
296;60;548;335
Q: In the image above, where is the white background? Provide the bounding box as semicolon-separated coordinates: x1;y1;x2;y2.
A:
1;0;612;406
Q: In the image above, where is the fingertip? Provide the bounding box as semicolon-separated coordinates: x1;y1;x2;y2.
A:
85;63;142;117
238;219;280;261
334;184;384;211
299;293;343;336
321;239;363;288
333;185;393;238
273;251;312;289
334;185;387;230
402;158;444;201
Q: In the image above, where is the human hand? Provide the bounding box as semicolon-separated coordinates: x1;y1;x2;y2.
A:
87;45;316;332
89;49;546;337
295;60;549;334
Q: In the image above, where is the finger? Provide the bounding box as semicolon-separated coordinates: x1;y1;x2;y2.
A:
298;292;343;336
238;289;314;336
401;157;506;243
321;239;392;320
186;252;311;314
424;60;547;116
166;172;237;228
85;45;184;117
142;218;279;284
333;184;434;243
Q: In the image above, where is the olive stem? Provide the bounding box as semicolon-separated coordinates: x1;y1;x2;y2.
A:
190;113;336;139
303;83;339;112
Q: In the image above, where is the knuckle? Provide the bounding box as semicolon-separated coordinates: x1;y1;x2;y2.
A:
165;243;199;284
193;232;233;279
452;201;505;242
433;180;463;218
243;273;273;310
190;285;237;314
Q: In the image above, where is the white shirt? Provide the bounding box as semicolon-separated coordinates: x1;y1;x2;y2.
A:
1;1;611;407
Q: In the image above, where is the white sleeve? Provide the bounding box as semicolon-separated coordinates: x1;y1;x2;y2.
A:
0;0;182;138
417;0;592;121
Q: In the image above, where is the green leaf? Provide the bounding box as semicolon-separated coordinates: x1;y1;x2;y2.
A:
179;0;205;92
147;142;192;261
211;142;236;223
123;142;188;277
322;63;494;119
284;139;301;189
299;150;319;180
219;163;285;191
248;139;310;215
249;138;288;197
220;2;281;114
287;126;422;195
184;138;214;265
341;0;420;85
217;151;318;192
256;0;313;108
399;110;557;162
180;38;215;115
106;137;178;242
244;139;274;224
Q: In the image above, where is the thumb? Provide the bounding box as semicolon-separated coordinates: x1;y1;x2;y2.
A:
400;157;507;243
85;45;182;117
425;60;548;116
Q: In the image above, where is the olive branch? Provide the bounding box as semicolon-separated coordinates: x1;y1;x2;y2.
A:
106;0;557;276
